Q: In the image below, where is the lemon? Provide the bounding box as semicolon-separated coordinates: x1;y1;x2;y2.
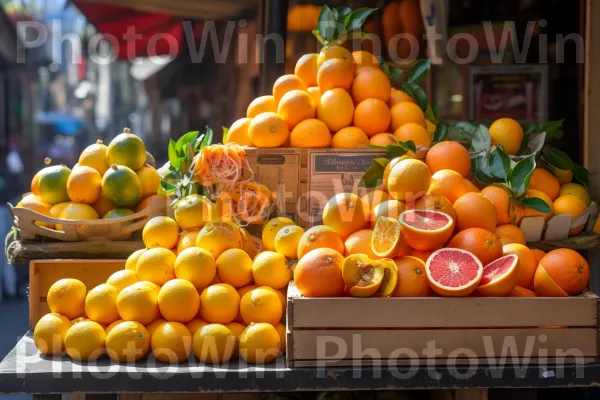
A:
142;216;179;249
261;217;295;251
106;321;150;362
137;248;176;286
239;322;280;364
158;279;200;323
193;323;236;363
136;166;161;198
33;313;72;355
174;247;216;290
251;251;291;289
64;321;106;361
547;163;573;184
151;321;193;363
216;248;253;288
47;278;86;320
195;222;242;259
274;225;304;259
85;284;119;325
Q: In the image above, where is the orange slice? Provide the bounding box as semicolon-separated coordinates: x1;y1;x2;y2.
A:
475;254;519;297
371;216;405;258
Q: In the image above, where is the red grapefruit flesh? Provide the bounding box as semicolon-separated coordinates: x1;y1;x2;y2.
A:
475;254;519;297
399;210;454;251
425;248;483;297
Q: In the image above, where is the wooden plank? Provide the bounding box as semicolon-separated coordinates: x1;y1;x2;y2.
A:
289;357;597;367
455;389;488;400
7;240;144;264
291;328;598;360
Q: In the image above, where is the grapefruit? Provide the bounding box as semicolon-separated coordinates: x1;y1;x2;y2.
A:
425;248;483;297
475;254;519;297
502;243;537;289
398;210;454;251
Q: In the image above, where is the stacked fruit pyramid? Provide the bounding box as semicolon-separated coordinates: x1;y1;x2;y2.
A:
17;128;164;230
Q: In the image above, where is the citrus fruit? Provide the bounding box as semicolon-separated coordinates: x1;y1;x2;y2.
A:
102;164;143;208
106;128;147;170
447;227;503;266
393;122;431;149
372;216;406;258
199;283;240;324
342;254;385;297
370;199;407;228
523;189;554;221
502;243;537;289
390;102;426;131
239;322;281;364
237;284;258;300
509;286;537;297
116;281;159;324
106;269;138;292
533;264;569;297
307;86;322;104
531;248;546;263
247;95;276;118
56;203;99;230
295;53;318;87
47;278;86;319
186;318;208;336
528;168;560;201
290;118;332;148
425;248;483;297
216;248;253;288
317;57;354;92
136;166;161;198
85;284;119;325
480;185;524;225
78;139;109;175
64;321;106;361
138;280;161;293
386;159;431;203
262;217;295;251
369;133;398;146
146;318;167;336
344;229;378;259
475;254;519;296
193;323;236;363
559;183;591;206
158;279;200;323
226;118;253;146
105;319;124;335
37;165;71;205
196;222;242;259
453;192;497;232
277;89;316;128
142;216;179;249
410;249;435;263
49;201;70;218
66;165;101;204
125;248;146;271
351;67;391;103
399;210;454;251
413;194;456;221
151;321;192;363
317;45;353;67
176;230;200;254
105;321;150;362
70;317;88;325
16;197;53;229
252;251;291;289
103;208;134;220
174;247;216;289
553;195;588;235
352;50;379;71
464;179;479;193
383;154;415;187
173;194;212;231
247;112;289;148
136;247;176;285
393;256;433;297
240;287;283;325
273;74;307;104
294;248;345;297
353;98;392;137
494;224;526;245
33;313;72;355
322;192;368;239
362;190;392;214
92;193;116;217
274;225;304;259
274;322;286;353
388;88;415;109
534;248;590;296
146;151;156;167
297;225;344;259
546;163;573;184
331;126;369;149
316;88;354;132
429;169;469;204
426;141;471;178
31;170;43;195
489;118;524;155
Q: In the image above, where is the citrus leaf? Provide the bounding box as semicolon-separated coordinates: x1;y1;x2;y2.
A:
449;122;476;142
432;122;448;144
542;146;574;170
507;154;536;195
488;145;511;181
402;82;427;111
160;180;176;192
470;125;491;154
344;7;377;31
520;197;551;213
407;59;431;84
317;5;337;41
373;158;390;168
312;30;326;45
176;130;199;153
222;126;229;144
404;140;417;153
472;156;495;186
543;119;564;140
168;139;180;169
334;6;352;23
386;143;411;159
359;162;385;188
574;165;590;189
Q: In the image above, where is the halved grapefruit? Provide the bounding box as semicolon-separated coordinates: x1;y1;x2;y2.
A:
425;248;483;297
399;210;454;251
475;254;519;297
371;216;407;258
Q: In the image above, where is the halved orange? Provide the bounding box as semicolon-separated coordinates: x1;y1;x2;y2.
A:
342;254;384;297
533;265;569;297
371;216;406;258
475;254;519;297
398;210;454;251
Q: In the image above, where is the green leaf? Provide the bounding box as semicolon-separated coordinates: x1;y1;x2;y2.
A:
312;30;326;45
344;7;377;31
407;59;431;84
488;145;511;181
200;126;213;149
373;158;390;168
402;83;427;111
317;5;337;41
520;122;538;136
433;122;448;143
470;125;492;154
176;130;199;153
222;127;229;144
359;162;385;188
542;146;574;170
507;154;536;195
573;165;590;189
160;180;176;192
386;143;412;159
520;197;552;213
404;140;417;153
448;122;476;142
168;139;180;169
334;6;352;23
542;120;564;140
472;156;495;186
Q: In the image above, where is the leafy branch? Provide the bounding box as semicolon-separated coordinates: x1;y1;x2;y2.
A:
312;5;377;46
359;141;416;188
540;146;590;188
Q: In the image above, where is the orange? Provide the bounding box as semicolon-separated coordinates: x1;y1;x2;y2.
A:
106;321;150;362
294;53;319;87
370;199;407;228
533;264;569;297
290;119;331;148
426;141;471;178
37;164;71;205
239;322;281;364
247;112;289;148
429;169;468;204
523;189;554;221
388;88;415;108
47;278;86;320
559;183;591;206
480;185;524;225
66;165;101;204
151;321;193;363
528;168;560;200
116;282;159;325
398;210;454;251
176;229;200;254
409;249;435;263
307;86;322;105
216;248;253;288
322;193;368;239
353;99;392;137
361;190;392;214
64;320;106;361
509;286;537;297
317;45;353;68
136;247;176;286
372;216;407;258
78;139;109;176
247;95;276;118
331;127;369;149
16;197;54;229
351;67;391;103
317;58;354;92
453;192;497;232
174;247;216;290
272;74;307;104
226;118;253;146
297;225;345;259
387;159;431;203
447;227;503;266
494;224;526;245
531;248;546;263
142;216;179;249
251;252;292;289
344;229;378;259
136;166;161;199
193;323;236;363
316;88;354;132
262;217;295;251
392;256;433;297
393;122;431;149
274;225;304;259
158;279;200;323
553;195;587;236
146;318;167;336
293;248;345;297
489;118;524;155
186;318;208;336
342;254;385;297
352;50;379;71
503;243;537;289
534;248;590;296
34;313;72;355
125;248;145;271
383;154;416;188
464;179;479;193
92;193;116;216
106;269;138;293
475;254;519;297
369;133;397;146
199;283;240;324
277;89;316;128
390;102;426;131
413;194;456;221
240;287;283;325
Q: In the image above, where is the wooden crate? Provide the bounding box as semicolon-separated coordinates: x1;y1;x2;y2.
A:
29;259;125;329
286;282;600;367
520;202;599;242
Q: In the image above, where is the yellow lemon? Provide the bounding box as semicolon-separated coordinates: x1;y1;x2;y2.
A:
79;139;109;176
136;166;161;198
173;194;213;230
47;278;86;320
195;222;242;259
64;321;106;361
273;225;304;259
252;251;291;290
85;284;119;325
559;183;592;207
174;247;216;290
261;217;295;251
106;321;150;362
33;313;72;355
216;248;253;288
142;216;179;249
